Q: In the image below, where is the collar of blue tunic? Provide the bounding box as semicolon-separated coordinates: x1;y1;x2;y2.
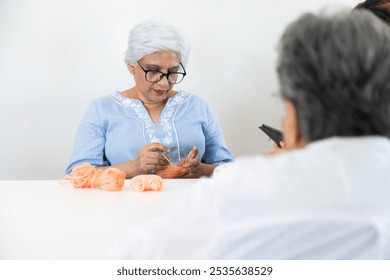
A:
109;90;193;162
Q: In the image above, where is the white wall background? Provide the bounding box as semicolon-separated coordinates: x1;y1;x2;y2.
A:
0;0;358;179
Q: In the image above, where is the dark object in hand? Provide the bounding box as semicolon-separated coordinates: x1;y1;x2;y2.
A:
259;124;283;148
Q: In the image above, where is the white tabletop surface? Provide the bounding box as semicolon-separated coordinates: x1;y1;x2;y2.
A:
0;179;203;259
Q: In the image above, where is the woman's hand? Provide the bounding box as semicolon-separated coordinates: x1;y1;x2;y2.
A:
178;146;221;178
177;146;201;178
134;143;172;174
112;143;171;178
178;146;220;178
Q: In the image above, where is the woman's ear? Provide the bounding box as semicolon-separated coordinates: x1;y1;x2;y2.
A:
127;64;135;75
282;100;307;150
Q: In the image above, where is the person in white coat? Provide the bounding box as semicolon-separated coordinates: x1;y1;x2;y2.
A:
114;9;390;259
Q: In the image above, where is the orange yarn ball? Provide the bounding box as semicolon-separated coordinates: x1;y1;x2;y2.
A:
67;163;125;191
129;175;164;192
68;163;95;188
100;168;125;191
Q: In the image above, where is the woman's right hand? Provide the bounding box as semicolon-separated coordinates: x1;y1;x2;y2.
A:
134;143;172;174
114;143;171;178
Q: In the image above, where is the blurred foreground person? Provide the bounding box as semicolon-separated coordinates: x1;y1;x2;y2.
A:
115;9;390;259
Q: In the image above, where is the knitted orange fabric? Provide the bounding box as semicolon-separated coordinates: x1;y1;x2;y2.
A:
156;165;184;179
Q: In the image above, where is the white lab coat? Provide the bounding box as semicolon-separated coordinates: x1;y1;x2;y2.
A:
114;137;390;259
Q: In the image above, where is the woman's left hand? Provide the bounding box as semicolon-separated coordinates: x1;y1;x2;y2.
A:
177;146;202;178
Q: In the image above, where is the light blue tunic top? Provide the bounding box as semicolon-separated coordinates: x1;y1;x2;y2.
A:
66;91;234;174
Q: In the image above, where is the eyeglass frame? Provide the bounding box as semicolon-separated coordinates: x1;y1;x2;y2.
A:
136;61;187;84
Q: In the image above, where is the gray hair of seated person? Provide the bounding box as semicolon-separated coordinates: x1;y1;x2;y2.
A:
124;18;191;67
277;10;390;142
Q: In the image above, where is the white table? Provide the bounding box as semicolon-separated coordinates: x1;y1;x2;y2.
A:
0;179;203;259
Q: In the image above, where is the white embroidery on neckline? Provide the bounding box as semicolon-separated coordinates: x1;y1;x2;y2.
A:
110;91;190;146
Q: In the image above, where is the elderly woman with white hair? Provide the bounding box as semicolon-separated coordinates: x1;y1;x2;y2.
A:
66;19;233;178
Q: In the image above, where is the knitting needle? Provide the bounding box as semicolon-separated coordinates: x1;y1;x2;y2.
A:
161;152;174;165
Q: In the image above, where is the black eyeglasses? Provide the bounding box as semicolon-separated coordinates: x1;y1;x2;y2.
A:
137;61;186;84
